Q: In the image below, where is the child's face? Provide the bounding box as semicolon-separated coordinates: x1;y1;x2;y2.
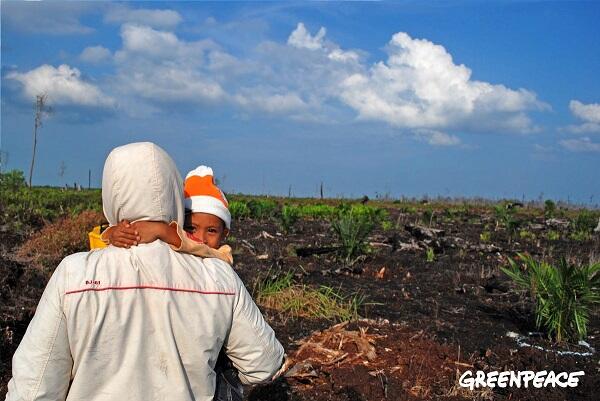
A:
184;212;228;249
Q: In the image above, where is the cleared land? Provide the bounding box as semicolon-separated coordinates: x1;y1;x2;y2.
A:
1;184;599;400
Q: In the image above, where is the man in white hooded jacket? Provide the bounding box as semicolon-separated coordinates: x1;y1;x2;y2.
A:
6;142;284;401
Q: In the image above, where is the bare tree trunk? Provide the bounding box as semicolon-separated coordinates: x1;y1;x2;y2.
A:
29;119;38;187
28;94;47;188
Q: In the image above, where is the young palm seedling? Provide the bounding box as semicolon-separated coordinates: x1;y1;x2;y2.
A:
331;208;375;264
279;204;300;233
426;247;435;263
494;203;520;241
501;253;600;342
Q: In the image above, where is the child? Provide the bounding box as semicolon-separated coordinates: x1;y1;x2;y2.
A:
103;165;233;263
102;165;242;401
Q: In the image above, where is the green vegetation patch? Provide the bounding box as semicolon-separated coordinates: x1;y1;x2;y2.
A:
502;253;600;342
1;170;102;232
331;208;376;263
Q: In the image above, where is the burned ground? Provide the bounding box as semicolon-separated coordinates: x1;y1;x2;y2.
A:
1;204;599;400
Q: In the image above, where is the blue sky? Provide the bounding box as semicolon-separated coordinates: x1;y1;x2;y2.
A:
1;1;599;204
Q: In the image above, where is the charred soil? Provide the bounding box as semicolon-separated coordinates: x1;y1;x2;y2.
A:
1;206;599;400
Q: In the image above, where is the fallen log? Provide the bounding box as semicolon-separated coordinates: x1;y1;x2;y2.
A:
404;223;445;240
295;245;341;257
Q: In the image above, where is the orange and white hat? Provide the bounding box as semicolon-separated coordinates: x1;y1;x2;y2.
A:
184;166;231;229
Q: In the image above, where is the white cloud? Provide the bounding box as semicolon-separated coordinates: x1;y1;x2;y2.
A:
6;64;115;108
80;46;112;63
288;23;326;50
113;25;225;104
559;137;600;153
2;1;96;35
35;20;545;135
338;32;545;132
328;49;360;63
105;5;182;30
570;100;600;123
287;23;361;64
562;100;600;134
117;24;200;59
414;129;461;146
562;122;600;134
124;68;225;103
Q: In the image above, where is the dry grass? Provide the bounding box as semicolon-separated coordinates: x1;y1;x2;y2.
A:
255;272;364;321
445;368;494;400
17;210;105;272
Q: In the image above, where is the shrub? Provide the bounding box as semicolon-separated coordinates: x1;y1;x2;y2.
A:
331;208;375;263
422;207;434;225
501;253;600;342
298;204;337;219
570;230;591;242
345;204;388;223
381;219;393;231
425;247;435;263
0;170;26;192
398;205;417;214
279;205;301;232
544;199;556;218
519;230;536;241
1;173;102;232
246;199;277;220
229;201;250;220
546;230;560;241
572;210;597;234
493;203;520;235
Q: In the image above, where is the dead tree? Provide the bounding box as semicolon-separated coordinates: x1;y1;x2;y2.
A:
29;94;50;187
58;161;66;182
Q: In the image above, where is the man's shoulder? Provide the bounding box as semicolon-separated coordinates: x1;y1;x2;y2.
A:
57;251;92;270
178;253;241;286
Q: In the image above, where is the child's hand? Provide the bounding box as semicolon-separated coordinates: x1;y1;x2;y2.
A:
107;220;140;248
130;221;168;244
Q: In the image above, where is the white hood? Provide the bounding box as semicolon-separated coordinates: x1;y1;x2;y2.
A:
102;142;184;226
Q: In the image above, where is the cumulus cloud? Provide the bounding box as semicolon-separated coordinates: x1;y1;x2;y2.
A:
288;23;326;50
570;100;600;123
113;25;225;103
562;100;600;134
559;137;600;153
6;64;115;108
80;46;112;63
338;32;545;132
26;19;545;139
287;23;361;64
414;129;461;146
105;5;182;30
118;24;189;58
